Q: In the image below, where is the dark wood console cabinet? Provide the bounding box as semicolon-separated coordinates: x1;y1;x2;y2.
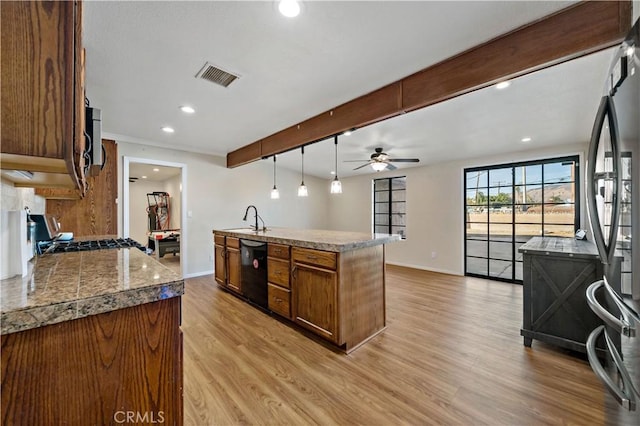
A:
519;237;620;355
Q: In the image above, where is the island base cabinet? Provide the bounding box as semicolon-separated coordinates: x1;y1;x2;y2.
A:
291;245;386;352
293;263;339;343
226;246;242;294
1;297;183;425
214;242;226;286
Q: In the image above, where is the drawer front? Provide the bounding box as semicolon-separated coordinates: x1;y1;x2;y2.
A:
268;283;291;318
214;234;225;246
292;247;337;270
268;258;290;288
226;237;240;249
268;243;290;259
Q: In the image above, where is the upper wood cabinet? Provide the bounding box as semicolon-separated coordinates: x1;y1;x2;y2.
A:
1;0;87;195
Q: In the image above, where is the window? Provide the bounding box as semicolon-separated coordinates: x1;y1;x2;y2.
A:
373;176;406;238
465;156;580;283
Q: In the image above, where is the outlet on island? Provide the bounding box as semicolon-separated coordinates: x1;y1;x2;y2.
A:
431;251;437;259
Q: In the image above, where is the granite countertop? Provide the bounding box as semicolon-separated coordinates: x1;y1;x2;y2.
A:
518;236;601;259
213;227;401;252
0;248;184;335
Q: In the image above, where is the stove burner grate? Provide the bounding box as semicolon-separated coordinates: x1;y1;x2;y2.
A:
44;238;145;254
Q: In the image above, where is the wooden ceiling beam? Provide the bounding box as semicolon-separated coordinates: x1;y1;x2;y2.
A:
227;0;632;168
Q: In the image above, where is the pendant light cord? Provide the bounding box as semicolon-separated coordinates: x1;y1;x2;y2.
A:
273;155;277;186
301;146;305;183
334;135;338;177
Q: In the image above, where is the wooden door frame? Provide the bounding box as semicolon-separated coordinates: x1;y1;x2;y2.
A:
122;156;187;278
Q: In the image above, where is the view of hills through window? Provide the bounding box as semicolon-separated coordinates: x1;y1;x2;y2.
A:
464;156;579;282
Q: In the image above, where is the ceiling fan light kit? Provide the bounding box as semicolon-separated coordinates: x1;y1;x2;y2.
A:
348;147;420;172
371;162;388;172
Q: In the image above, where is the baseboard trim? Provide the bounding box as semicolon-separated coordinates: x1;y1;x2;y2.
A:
184;269;214;279
385;261;462;277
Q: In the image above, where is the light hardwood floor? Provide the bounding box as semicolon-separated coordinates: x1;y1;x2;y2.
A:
182;265;638;425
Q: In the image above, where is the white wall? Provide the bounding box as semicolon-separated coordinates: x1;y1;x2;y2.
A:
0;178;46;214
328;143;588;275
115;140;330;277
164;174;182;230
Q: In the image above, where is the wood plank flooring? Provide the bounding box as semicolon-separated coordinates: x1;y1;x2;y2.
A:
182;265;639;425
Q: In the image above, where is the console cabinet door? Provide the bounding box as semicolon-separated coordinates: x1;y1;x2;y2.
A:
226;247;242;294
292;263;338;343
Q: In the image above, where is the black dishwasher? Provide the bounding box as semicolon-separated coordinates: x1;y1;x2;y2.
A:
240;239;268;310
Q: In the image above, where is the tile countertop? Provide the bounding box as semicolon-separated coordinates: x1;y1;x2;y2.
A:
213;227;401;252
518;236;601;259
0;248;184;335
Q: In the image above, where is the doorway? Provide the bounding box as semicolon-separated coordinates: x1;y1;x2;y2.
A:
464;155;580;283
123;157;187;278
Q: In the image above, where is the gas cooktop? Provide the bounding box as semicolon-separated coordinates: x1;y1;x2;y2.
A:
42;238;145;254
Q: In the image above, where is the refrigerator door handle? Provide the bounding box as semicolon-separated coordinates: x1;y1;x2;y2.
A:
587;325;638;411
586;95;622;266
587;279;639;337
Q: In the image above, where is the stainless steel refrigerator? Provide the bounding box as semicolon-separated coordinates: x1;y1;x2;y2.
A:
585;17;640;418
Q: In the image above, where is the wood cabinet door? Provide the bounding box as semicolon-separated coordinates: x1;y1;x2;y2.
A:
1;1;73;159
214;244;226;286
292;263;338;343
227;247;242;294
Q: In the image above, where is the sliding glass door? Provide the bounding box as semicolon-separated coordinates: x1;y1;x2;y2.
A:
465;156;579;283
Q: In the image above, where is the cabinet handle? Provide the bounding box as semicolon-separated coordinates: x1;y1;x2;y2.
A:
291;265;297;280
275;249;282;254
275;297;283;303
306;255;318;260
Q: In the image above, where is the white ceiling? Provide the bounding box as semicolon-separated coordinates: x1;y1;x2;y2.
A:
83;0;614;180
129;163;181;182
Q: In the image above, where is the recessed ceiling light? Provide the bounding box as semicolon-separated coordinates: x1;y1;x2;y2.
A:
521;137;532;143
495;81;511;90
162;126;175;133
343;130;352;136
330;171;336;175
625;46;634;57
153;168;160;172
180;106;195;114
141;175;147;179
279;0;300;18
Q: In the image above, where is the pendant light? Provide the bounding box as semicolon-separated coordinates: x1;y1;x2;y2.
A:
270;156;280;199
330;135;343;194
298;146;308;197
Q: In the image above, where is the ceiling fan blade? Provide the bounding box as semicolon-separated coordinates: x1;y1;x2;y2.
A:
352;162;372;171
386;163;398;171
388;158;420;163
343;160;372;162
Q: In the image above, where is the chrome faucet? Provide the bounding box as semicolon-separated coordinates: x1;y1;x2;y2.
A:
242;205;265;231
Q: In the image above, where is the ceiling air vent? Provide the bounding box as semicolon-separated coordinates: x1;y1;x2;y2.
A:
195;62;239;88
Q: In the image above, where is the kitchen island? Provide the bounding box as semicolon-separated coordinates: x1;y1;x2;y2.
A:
213;227;400;352
1;248;184;425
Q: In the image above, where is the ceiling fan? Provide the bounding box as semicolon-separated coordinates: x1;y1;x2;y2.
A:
345;147;420;171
